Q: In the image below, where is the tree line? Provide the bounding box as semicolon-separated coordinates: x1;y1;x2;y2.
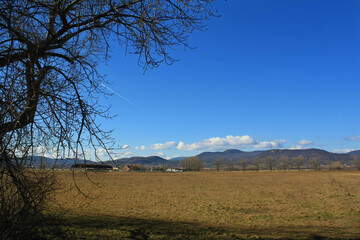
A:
179;155;360;172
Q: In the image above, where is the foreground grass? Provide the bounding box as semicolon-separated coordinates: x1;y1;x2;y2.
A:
49;171;360;239
43;213;357;240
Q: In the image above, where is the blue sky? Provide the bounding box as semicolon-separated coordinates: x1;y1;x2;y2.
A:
97;0;360;159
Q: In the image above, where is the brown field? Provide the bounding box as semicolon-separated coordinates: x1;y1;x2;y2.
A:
49;171;360;239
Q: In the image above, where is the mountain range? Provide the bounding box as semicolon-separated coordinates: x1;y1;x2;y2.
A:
28;148;359;168
114;148;359;167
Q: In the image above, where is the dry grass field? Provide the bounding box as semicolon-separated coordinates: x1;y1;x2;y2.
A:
48;171;360;239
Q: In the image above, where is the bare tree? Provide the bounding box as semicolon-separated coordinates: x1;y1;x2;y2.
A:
241;158;247;172
0;0;215;157
39;156;47;170
213;158;224;171
332;161;343;170
253;156;261;172
0;151;56;239
265;156;274;172
327;160;333;171
180;156;205;171
353;155;360;171
309;157;320;171
179;157;190;171
280;156;289;171
227;159;234;171
0;1;215;238
293;156;304;171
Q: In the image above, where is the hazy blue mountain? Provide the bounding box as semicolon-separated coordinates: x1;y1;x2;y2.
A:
27;148;358;168
195;148;355;167
113;156;173;166
256;148;352;165
24;156;96;168
196;149;264;166
349;150;360;156
169;157;187;161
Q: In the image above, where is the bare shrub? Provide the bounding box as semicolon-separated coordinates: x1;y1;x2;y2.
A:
0;151;56;239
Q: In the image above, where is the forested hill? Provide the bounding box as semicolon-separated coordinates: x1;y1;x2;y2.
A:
112;148;357;167
194;148;356;167
112;156;176;167
348;150;360;156
196;149;263;163
255;149;352;165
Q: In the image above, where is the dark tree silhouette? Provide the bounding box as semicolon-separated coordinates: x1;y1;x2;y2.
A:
0;1;215;238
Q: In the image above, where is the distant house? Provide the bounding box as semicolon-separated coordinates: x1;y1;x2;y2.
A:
166;168;183;173
71;163;114;171
123;165;140;172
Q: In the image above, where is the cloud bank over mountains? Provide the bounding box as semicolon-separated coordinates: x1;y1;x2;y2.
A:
131;135;358;155
177;135;256;151
135;135;287;152
151;141;177;150
333;149;356;153
290;139;315;150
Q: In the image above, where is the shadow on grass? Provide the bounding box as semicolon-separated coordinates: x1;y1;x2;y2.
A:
42;214;359;240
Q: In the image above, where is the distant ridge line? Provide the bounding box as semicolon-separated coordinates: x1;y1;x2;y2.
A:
29;148;359;168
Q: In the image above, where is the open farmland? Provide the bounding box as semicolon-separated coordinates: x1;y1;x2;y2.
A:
49;171;360;239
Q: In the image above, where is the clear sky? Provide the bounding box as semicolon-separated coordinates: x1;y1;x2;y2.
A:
97;0;360;160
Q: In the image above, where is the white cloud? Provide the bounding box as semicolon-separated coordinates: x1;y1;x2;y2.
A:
156;152;165;157
122;144;130;149
113;151;133;158
177;141;187;150
253;139;286;149
95;148;107;156
297;140;313;145
333;149;356;153
290;140;315;150
30;146;66;158
290;145;304;150
135;145;146;150
151;141;176;150
135;135;289;153
176;135;255;151
83;148;115;161
346;135;360;141
122;151;133;156
154;152;175;160
32;146;50;156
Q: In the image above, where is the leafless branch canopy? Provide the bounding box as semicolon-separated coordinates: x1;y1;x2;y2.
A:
0;0;215;162
0;2;215;237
